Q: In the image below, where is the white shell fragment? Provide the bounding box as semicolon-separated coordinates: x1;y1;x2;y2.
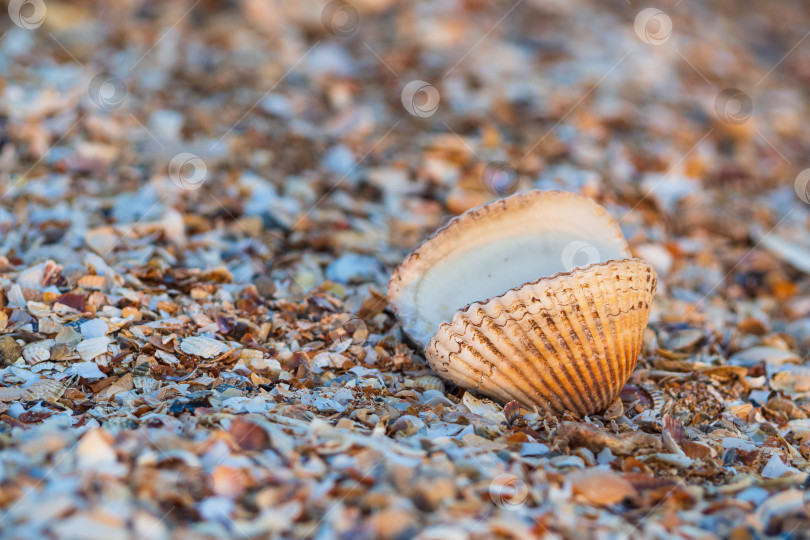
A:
180;336;231;358
76;336;112;361
80;319;109;340
760;454;800;478
23;340;53;365
66;362;107;380
462;393;507;424
389;190;657;416
37;318;64;335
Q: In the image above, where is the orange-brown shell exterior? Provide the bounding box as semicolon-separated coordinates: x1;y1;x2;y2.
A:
426;259;657;416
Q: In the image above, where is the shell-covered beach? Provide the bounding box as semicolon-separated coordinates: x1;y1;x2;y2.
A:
2;1;810;538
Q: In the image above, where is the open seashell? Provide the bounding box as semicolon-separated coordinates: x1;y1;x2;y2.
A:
388;190;657;416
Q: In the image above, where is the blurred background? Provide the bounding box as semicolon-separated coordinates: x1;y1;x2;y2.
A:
1;0;810;288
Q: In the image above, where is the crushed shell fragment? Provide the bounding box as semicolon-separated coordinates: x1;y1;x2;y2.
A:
76;336;112;361
78;275;107;290
412;375;445;392
22;378;68;402
23;341;53;365
180;336;231;358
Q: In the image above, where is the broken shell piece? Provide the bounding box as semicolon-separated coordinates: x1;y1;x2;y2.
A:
180;336;230;359
412;375;445;393
601;396;624;420
37;318;63;335
132;362;160;393
238;349;264;362
21;378;68;403
56;326;82;347
388;190;657;416
23;340;53;365
0;387;23;402
76;336;112;361
390;415;425;436
78;275;107;290
462;392;506;424
0;336;21;366
569;468;638;505
84;226;117;256
131;361;151;380
645;386;666;414
503;400;522;426
771;365;810;394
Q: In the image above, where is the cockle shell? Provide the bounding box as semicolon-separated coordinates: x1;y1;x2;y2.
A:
388;190;657;416
429;259;656;415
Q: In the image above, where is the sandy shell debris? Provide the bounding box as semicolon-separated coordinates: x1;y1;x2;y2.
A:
1;1;809;538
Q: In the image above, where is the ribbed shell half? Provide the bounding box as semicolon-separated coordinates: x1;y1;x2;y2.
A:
427;259;656;415
388;190;657;417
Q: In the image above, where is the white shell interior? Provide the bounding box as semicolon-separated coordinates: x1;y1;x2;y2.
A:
390;192;631;346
